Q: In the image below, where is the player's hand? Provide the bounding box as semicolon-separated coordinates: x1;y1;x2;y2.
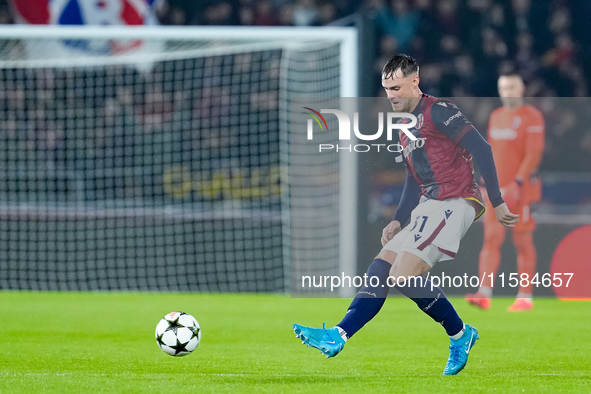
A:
500;181;521;211
494;202;520;228
381;220;402;246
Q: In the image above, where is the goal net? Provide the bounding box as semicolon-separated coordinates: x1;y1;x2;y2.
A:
0;26;357;293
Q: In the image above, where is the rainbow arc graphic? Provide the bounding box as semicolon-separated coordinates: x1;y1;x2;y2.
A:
303;107;328;132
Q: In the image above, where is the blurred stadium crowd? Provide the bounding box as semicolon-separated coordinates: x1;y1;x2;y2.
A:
1;0;590;96
0;55;283;201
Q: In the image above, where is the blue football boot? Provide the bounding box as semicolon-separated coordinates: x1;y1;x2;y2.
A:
443;324;479;375
293;323;345;358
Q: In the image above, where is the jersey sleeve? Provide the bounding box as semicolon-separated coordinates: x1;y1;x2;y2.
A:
392;169;421;226
524;108;545;153
487;109;498;143
516;108;545;181
430;99;477;145
458;129;504;207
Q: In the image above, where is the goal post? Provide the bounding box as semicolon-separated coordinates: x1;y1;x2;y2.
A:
0;25;357;294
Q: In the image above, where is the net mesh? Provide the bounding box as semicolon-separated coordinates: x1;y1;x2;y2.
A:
0;29;345;292
281;47;342;295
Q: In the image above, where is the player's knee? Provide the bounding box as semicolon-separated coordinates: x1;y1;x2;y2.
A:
390;266;421;279
389;253;430;278
512;231;535;254
389;264;409;280
375;249;397;264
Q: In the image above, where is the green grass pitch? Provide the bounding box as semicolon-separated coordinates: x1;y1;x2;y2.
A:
1;292;589;393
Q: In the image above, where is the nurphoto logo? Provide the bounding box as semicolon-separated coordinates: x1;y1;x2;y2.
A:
303;107;418;154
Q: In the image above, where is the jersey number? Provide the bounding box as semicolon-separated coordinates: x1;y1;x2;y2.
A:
410;216;428;232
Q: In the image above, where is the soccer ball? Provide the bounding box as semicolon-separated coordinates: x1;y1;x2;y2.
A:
155;312;201;356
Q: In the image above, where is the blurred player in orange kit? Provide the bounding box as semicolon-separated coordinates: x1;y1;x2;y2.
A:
466;72;544;311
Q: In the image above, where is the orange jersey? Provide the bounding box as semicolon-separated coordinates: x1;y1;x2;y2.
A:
487;104;545;188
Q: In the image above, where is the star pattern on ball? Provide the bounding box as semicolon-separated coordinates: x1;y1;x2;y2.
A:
156;332;166;347
165;315;184;335
169;338;191;356
191;326;200;340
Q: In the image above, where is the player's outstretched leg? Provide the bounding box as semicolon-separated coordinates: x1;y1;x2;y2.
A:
392;269;478;375
292;258;392;358
443;324;479;375
293;323;346;358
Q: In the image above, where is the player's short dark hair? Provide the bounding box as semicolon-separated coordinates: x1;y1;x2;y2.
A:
498;66;523;80
382;54;419;79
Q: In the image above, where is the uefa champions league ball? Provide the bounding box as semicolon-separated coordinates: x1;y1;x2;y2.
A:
155;312;201;356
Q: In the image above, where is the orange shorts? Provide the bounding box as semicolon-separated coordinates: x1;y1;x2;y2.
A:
481;178;540;232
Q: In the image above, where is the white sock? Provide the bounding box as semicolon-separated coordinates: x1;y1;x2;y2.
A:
479;286;493;298
516;292;533;301
449;324;466;340
335;326;348;342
